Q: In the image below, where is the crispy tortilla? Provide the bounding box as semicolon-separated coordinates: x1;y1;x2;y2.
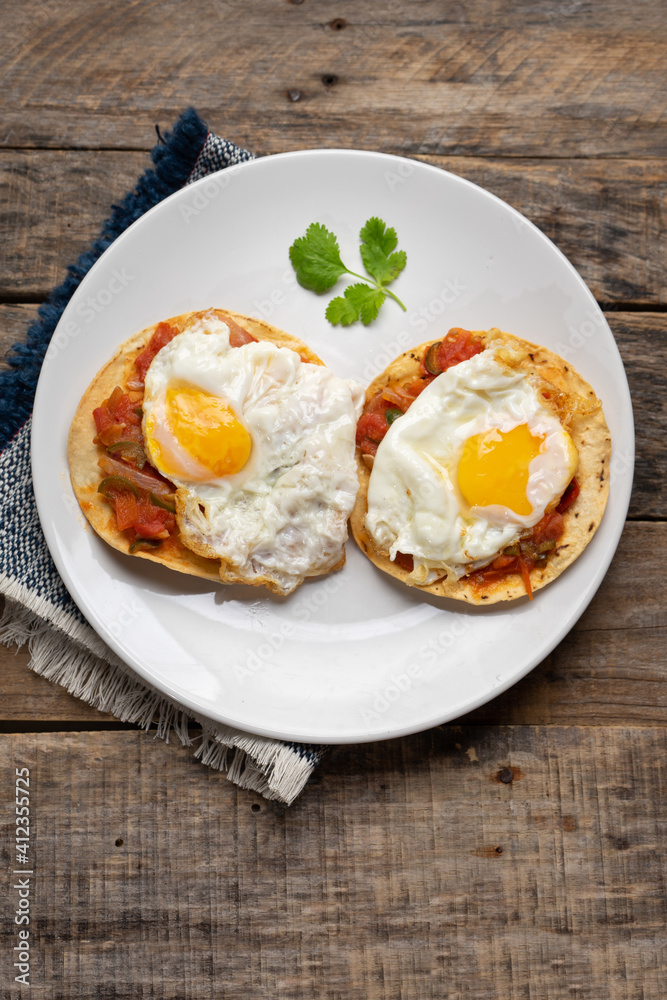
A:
350;328;611;604
68;309;338;593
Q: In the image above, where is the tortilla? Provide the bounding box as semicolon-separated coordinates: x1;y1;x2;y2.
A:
68;308;338;593
350;328;611;604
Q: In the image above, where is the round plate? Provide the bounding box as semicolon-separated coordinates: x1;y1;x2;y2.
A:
32;149;633;743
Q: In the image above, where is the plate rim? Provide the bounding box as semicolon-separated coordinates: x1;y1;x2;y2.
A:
31;146;635;743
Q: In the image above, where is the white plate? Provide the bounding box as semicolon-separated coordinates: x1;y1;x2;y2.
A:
32;150;634;743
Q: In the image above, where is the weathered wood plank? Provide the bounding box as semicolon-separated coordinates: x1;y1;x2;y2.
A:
0;152;142;301
613;313;666;519
0;522;665;725
0;4;662;994
421;157;667;306
0;640;116;724
2;0;666;156
0;304;38;368
0;727;664;998
1;151;665;303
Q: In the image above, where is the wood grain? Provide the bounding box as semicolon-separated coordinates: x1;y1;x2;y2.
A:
0;305;38;367
1;521;664;725
614;313;666;519
2;0;666;156
0;727;664;999
420;157;667;307
0;1;665;997
1;152;665;304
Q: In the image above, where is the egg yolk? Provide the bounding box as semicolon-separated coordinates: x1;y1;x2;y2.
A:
149;384;251;479
457;423;545;515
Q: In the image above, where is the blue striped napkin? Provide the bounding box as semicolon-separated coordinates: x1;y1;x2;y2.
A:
0;109;324;805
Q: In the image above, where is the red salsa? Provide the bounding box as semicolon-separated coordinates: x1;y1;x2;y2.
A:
356;328;579;598
94;315;257;548
356;328;483;456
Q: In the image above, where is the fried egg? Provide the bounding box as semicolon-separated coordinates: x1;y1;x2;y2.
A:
365;349;578;585
142;313;364;594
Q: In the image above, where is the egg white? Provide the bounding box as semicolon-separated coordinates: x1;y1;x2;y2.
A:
142;314;364;594
365;349;577;585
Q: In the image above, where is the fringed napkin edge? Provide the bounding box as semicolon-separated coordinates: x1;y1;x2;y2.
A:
0;108;325;806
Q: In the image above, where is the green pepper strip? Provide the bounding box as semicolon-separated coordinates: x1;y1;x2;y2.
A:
129;538;161;553
536;540;557;554
149;492;176;513
385;407;402;425
98;475;140;498
424;342;442;375
106;440;147;469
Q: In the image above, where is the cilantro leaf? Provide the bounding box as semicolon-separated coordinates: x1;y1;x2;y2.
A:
326;283;386;326
359;217;407;285
288;215;407;326
289;223;347;293
325;294;360;327
360;216;398;256
346;283;387;325
361;246;408;286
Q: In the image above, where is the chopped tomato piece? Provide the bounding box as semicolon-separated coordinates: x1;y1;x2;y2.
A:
356;379;427;455
133;316;257;388
366;392;393;415
99;485;174;540
437;329;483;371
221;315;258;347
105;386;141;426
532;511;564;547
356;329;482;457
356;411;391;449
404;378;431;399
358;437;379;457
134;322;180;384
92;405;115;435
93;420;126;447
97;473;176;542
134;521;171;540
134;498;174;539
93;387;143;448
470;553;521;586
557;478;580;513
467;507;566;595
113;490;138;532
491;554;518;571
421;328;483;378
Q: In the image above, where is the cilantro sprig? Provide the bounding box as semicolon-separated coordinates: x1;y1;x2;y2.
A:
289;217;407;326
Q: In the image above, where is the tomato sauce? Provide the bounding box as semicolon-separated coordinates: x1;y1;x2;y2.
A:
356;328;483;456
93;316;257;547
356;328;579;597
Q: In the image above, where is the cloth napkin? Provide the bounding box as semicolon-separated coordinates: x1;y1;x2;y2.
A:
0;109;324;805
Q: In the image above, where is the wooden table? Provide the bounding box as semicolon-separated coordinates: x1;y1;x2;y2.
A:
1;3;665;997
